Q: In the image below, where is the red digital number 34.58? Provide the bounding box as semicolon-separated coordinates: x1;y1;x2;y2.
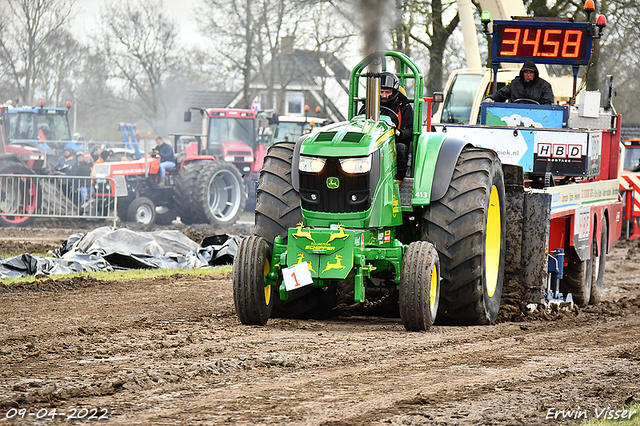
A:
499;27;583;59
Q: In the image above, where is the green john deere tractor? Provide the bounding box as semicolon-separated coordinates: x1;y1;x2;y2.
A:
233;52;506;330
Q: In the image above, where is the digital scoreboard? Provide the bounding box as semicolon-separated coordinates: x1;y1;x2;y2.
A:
492;20;593;66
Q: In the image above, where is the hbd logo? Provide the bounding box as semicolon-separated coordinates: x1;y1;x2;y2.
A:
537;143;582;159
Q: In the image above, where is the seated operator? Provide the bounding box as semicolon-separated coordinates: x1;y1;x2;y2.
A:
151;136;176;186
484;60;554;105
360;72;414;181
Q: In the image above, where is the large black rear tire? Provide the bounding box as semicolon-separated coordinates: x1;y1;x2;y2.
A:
400;241;440;331
0;156;38;227
174;160;245;225
195;161;245;225
254;141;302;243
422;147;506;325
174;161;208;224
233;236;275;325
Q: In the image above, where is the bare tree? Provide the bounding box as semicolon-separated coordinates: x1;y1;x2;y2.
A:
35;29;86;106
390;0;460;95
97;0;183;134
197;0;264;109
0;0;74;105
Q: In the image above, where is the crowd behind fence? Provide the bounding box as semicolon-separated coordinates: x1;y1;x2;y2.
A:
0;174;118;227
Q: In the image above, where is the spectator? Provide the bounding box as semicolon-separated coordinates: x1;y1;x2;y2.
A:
91;146;102;163
94;150;112;165
71;151;93;203
55;147;76;175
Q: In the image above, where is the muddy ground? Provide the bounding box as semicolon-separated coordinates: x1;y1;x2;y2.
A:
0;220;639;425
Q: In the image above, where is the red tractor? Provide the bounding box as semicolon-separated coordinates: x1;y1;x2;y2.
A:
91;134;246;226
0;102;73;226
181;107;271;210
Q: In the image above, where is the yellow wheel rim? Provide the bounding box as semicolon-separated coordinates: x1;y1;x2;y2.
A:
429;263;438;312
263;258;271;305
485;185;501;298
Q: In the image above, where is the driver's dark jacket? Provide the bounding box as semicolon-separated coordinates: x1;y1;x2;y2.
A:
360;92;414;148
384;92;414;148
487;60;554;105
155;142;176;164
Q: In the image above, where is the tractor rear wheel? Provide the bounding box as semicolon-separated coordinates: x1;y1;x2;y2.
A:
174;161;207;224
421;147;506;325
0;157;38;227
253;141;333;318
127;197;156;225
590;219;607;304
195;161;245;225
254;141;302;243
233;235;274;325
400;241;440;331
174;160;245;225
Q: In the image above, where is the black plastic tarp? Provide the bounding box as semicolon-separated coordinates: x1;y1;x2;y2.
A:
0;227;242;279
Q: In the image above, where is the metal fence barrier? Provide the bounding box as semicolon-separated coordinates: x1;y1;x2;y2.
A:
0;174;117;226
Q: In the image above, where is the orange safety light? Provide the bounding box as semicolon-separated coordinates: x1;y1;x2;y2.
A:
315;106;321;113
39;100;44;106
584;0;595;12
304;104;310;112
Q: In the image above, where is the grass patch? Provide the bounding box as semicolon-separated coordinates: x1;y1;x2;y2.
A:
1;265;233;286
580;403;640;425
0;252;53;259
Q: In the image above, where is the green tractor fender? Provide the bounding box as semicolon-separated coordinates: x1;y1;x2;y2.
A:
412;133;471;205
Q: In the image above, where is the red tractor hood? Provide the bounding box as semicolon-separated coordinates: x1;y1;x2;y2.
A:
221;140;253;156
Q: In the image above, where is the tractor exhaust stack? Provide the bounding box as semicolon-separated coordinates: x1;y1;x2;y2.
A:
365;56;382;121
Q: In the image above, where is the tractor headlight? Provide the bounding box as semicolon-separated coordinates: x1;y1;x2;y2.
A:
340;155;372;174
299;155;326;173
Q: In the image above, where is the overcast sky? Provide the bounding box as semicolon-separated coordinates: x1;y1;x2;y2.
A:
70;0;208;46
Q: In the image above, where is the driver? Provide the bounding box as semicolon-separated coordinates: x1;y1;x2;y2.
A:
484;60;554;105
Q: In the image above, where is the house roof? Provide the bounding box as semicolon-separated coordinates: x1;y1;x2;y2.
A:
251;49;350;89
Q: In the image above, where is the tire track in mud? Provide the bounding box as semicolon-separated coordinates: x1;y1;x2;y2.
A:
0;234;639;425
49;307;639;426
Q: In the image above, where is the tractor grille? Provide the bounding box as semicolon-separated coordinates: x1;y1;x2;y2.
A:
299;157;371;213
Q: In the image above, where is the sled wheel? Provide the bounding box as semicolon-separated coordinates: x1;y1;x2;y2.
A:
422;147;506;325
560;238;593;308
400;241;440;331
590;218;607;304
233;236;274;325
127;197;156;225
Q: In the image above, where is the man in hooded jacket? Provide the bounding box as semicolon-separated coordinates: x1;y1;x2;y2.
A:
484;60;554;105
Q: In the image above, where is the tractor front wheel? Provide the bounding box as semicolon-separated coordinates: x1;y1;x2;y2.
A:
233;235;274;325
127;197;156;225
400;241;440;331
